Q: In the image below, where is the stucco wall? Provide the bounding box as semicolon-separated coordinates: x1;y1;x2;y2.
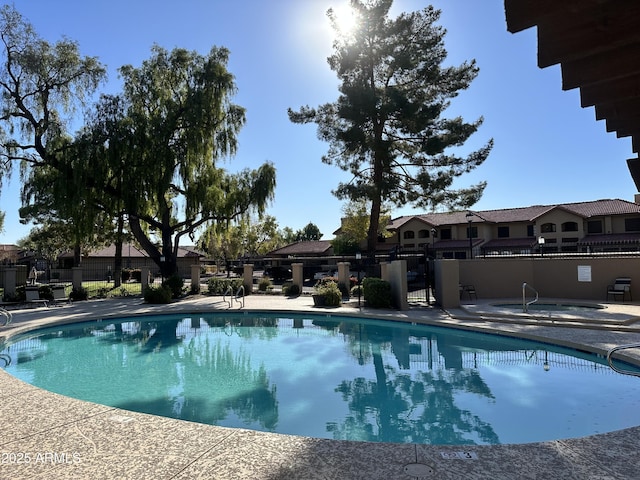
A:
458;257;640;300
0;266;27;288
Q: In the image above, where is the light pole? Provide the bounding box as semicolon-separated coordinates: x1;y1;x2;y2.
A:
465;211;474;259
538;236;545;257
160;255;165;284
355;252;362;309
429;227;437;306
430;228;437;256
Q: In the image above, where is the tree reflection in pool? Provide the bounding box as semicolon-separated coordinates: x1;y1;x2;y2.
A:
2;313;640;445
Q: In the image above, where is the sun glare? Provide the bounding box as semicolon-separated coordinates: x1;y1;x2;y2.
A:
330;3;358;37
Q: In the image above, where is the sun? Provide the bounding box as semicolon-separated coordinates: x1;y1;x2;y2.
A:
329;3;359;37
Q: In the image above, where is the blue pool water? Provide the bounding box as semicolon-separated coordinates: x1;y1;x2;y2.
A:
2;312;640;445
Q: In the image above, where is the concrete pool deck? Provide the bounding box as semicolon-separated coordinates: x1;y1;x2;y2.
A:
1;294;640;479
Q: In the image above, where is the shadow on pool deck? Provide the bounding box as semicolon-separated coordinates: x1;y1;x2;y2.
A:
1;295;640;479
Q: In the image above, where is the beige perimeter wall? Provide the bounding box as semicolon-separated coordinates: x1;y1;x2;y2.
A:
458;257;640;301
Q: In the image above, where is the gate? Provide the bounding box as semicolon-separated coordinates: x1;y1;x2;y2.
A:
394;246;433;304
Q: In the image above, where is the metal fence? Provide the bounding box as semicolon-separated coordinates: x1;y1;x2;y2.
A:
51;265;151;298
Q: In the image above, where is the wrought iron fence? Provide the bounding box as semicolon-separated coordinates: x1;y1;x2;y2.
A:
49;265;152;298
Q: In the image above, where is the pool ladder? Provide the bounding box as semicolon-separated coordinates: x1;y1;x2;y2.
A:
606;343;640;377
223;285;245;309
522;283;539;313
0;307;12;327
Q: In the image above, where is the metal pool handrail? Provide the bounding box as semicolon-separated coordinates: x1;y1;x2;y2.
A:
606;343;640;377
222;285;245;309
235;285;245;308
0;307;12;327
223;285;234;309
522;283;539;313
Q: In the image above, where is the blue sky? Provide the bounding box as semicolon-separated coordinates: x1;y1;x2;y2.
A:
0;0;635;245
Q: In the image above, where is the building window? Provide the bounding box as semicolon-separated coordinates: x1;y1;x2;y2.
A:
587;220;603;234
403;231;415;240
527;225;534;237
440;228;452;240
404;243;415;248
467;226;478;238
418;229;429;238
561;222;578;232
562;237;579;243
497;226;509;238
541;223;556;233
625;218;640;232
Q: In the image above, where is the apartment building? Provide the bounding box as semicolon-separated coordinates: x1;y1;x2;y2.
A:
385;198;640;259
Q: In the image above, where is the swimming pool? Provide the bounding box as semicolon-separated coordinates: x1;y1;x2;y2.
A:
2;312;640;445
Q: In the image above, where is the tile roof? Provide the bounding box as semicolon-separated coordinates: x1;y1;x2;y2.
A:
59;243;203;259
388;199;640;228
577;233;640;246
267;240;333;256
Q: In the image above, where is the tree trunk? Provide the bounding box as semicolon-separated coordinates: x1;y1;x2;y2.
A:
367;120;385;257
367;195;381;257
128;215;178;278
73;243;81;267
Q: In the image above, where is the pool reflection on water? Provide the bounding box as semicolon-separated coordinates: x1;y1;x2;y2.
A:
2;312;640;445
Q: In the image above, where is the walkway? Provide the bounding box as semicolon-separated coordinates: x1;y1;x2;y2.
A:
1;295;640;479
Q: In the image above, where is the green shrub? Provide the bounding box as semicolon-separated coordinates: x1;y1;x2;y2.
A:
315;276;337;288
350;284;363;298
144;285;172;304
283;283;301;296
70;287;89;301
207;277;243;295
163;274;184;299
362;277;391;309
258;277;272;292
96;287;110;298
190;283;201;295
315;280;341;307
3;291;21;303
38;285;53;301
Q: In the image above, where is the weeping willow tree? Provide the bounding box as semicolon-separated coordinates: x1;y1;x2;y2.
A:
0;2;276;279
289;0;492;255
0;5;106;251
78;45;277;278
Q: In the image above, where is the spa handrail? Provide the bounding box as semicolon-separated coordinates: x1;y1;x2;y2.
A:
606;344;640;377
522;283;539;313
0;307;12;327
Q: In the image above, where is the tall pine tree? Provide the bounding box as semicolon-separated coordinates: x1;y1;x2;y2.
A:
289;1;492;255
